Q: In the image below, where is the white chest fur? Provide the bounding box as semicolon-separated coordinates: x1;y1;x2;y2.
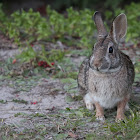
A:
86;68;129;108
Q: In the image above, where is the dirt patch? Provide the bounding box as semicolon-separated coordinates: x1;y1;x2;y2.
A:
0;78;81;124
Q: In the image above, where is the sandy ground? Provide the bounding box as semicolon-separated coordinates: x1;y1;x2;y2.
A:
0;41;82;127
0;78;81;124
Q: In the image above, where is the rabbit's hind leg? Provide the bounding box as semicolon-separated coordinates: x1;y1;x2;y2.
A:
78;86;86;95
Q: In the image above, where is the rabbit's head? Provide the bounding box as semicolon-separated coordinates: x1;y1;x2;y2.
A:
90;12;127;73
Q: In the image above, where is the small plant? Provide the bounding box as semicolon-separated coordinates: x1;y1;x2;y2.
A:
0;100;7;104
0;4;96;48
0;3;140;66
12;99;28;104
16;44;63;67
1;3;140;46
106;110;140;139
125;3;140;43
16;45;37;63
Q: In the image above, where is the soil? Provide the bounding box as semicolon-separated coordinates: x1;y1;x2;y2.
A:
0;35;83;127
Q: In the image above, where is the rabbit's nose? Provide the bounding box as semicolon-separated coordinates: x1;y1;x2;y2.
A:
93;60;101;69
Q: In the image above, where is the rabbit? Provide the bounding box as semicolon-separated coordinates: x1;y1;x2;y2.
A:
77;11;135;121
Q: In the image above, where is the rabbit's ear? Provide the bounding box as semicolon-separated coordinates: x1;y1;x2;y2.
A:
109;13;127;44
93;11;107;38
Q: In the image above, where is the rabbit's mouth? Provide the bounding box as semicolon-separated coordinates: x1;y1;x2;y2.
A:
94;67;109;73
89;63;108;73
89;59;110;73
91;65;122;74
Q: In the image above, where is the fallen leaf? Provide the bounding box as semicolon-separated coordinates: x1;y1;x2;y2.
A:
31;101;38;105
12;59;16;64
68;132;77;138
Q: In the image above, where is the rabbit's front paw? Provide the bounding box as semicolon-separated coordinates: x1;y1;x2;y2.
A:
96;115;105;122
115;115;125;122
84;94;94;110
96;111;105;121
86;103;94;110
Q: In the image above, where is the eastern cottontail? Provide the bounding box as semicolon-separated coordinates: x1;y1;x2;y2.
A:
77;12;135;121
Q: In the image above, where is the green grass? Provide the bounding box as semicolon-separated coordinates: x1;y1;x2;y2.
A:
12;99;28;104
0;106;140;140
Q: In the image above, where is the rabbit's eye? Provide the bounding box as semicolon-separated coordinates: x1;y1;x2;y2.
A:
109;47;113;53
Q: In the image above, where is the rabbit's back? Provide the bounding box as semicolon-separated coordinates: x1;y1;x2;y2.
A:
78;58;89;92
